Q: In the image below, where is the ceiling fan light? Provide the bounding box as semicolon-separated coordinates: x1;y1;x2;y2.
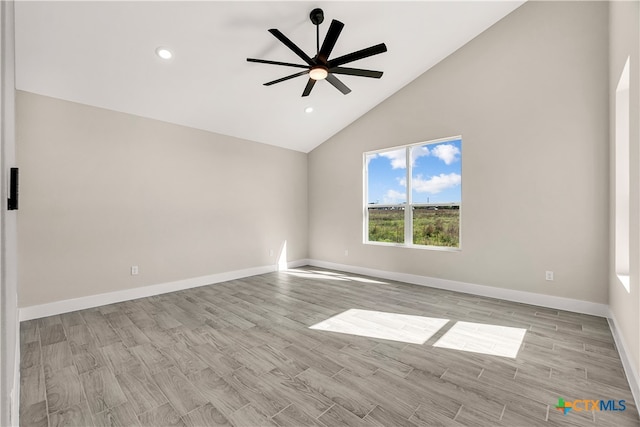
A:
309;67;328;80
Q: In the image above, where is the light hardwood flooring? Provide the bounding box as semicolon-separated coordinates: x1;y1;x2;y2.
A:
20;267;639;426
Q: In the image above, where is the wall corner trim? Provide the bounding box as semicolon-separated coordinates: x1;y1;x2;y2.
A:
307;259;610;317
608;312;640;412
19;260;307;321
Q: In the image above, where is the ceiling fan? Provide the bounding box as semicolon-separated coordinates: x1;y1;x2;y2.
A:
247;8;387;97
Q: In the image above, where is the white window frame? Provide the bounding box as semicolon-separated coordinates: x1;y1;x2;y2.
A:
363;136;462;251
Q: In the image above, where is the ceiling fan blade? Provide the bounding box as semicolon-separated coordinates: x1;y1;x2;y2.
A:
247;58;309;69
325;74;351;95
264;70;309;86
302;79;316;97
327;43;387;68
268;29;315;66
318;19;344;63
329;67;383;78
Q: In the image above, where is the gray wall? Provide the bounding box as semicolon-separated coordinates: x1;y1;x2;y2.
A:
308;1;609;304
17;91;308;307
609;0;640;384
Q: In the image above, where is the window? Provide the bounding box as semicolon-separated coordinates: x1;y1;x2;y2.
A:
365;136;462;249
615;57;630;292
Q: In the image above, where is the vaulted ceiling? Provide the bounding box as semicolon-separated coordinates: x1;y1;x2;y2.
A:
15;1;525;152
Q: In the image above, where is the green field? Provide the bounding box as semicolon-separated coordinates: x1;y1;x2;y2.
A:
368;206;460;247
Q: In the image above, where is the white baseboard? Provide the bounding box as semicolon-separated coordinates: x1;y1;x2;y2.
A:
306;259;609;317
284;258;310;270
608;312;640;411
20;261;303;321
19;256;610;320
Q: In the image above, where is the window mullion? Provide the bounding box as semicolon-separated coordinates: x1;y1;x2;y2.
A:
405;147;412;245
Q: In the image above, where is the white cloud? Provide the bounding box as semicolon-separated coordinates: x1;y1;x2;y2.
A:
379;149;406;169
375;143;460;170
430;144;460;165
380;146;431;169
411;145;431;165
383;189;406;204
413;173;461;194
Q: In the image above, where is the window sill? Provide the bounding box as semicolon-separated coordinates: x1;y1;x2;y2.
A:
364;241;461;252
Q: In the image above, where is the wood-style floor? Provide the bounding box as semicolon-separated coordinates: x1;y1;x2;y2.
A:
20;267;639;426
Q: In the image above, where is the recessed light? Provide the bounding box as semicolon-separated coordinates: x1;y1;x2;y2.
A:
155;47;173;60
305;107;314;113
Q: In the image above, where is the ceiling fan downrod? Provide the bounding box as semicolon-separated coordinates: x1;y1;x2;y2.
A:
309;8;324;54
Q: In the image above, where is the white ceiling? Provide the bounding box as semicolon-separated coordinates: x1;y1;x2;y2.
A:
15;1;525;153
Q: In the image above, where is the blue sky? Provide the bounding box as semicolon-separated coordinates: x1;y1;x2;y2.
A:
366;139;462;205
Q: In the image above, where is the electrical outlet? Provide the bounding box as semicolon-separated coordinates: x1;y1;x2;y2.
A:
269;249;274;257
344;249;349;256
545;271;554;281
131;265;139;276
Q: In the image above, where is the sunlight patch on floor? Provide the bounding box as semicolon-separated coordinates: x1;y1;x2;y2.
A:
309;309;449;344
433;321;526;358
283;269;388;284
284;271;350;281
337;275;388;284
